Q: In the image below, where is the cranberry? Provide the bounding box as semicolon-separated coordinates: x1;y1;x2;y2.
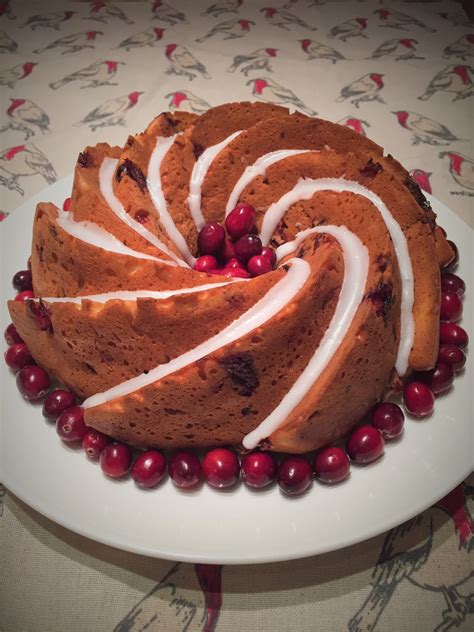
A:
219;238;236;262
202;448;240;489
224;257;243;269
261;246;276;268
16;365;50;400
131;450;166;488
225;203;256;240
440;291;463;323
4;343;34;371
278;456;312;495
62;197;72;212
82;429;110;460
43;389;77;420
27;300;52;331
371;402;404;440
194;255;218;272
168;451;202;489
234;234;262;263
12;269;33;292
313;447;350;484
247;254;273;277
241;451;277;489
197;222;225;255
403;381;435;417
134;209;149;224
4;323;23;345
439;322;468;348
445;240;459;270
56;406;88;442
441;272;465;296
346;426;384;464
15;290;35;301
419;362;454;395
220;267;250;279
100;442;132;478
438;343;466;373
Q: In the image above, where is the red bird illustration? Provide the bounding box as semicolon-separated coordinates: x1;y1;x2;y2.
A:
0;1;15;20
21;11;76;31
300;39;346;64
75;91;143;132
374;8;436;32
83;1;133;25
369;38;424;61
261;7;317;32
152;1;188;26
1;98;50;140
165;44;210;81
438;12;473;28
0;210;9;221
439;151;474;196
0;144;56;195
443;34;474;62
202;0;243;18
247;77;317;115
409;169;432;195
328;17;368;42
336;73;385;108
117;27;165;52
349;484;474;632
50;60;124;90
165;90;211;114
0;62;36;89
34;30;103;55
418;65;473;102
393;111;460;146
227;47;277;75
0;30;17;53
337;116;370;136
196;17;255;42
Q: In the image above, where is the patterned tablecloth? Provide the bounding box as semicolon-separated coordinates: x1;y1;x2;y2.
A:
0;1;473;631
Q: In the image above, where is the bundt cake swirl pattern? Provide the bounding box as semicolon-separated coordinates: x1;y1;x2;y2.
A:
8;102;454;454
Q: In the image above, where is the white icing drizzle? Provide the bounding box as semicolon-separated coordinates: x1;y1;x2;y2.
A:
225;149;313;215
83;258;310;410
242;225;369;450
147;135;196;267
187;130;242;230
99;158;187;267
56;211;165;262
39;281;239;304
259;177;414;376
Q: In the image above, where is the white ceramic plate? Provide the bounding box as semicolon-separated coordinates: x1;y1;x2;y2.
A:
1;179;472;564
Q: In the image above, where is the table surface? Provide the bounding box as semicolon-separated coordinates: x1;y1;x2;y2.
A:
0;1;473;631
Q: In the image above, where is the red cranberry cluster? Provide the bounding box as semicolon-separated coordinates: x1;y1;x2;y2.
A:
193;203;276;278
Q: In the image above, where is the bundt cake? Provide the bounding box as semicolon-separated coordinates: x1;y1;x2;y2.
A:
8;102;454;454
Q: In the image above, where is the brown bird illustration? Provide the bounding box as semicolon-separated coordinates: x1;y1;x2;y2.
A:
227;47;277;75
49;60;124;90
443;34;474;62
0;144;56;195
202;0;243;18
261;7;317;32
165;44;210;81
196;18;255;42
247;77;317;115
152;1;188;26
0;30;17;53
1;98;50;140
165;90;211;113
34;30;103;55
418;65;473;102
336;116;370;137
409;169;432;195
369;38;424;61
328;17;368;42
439;151;474;196
21;11;76;31
75;91;144;132
300;39;346;64
374;8;436;32
393;110;460;146
83;1;133;25
116;27;165;52
0;62;37;89
336;73;385;108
